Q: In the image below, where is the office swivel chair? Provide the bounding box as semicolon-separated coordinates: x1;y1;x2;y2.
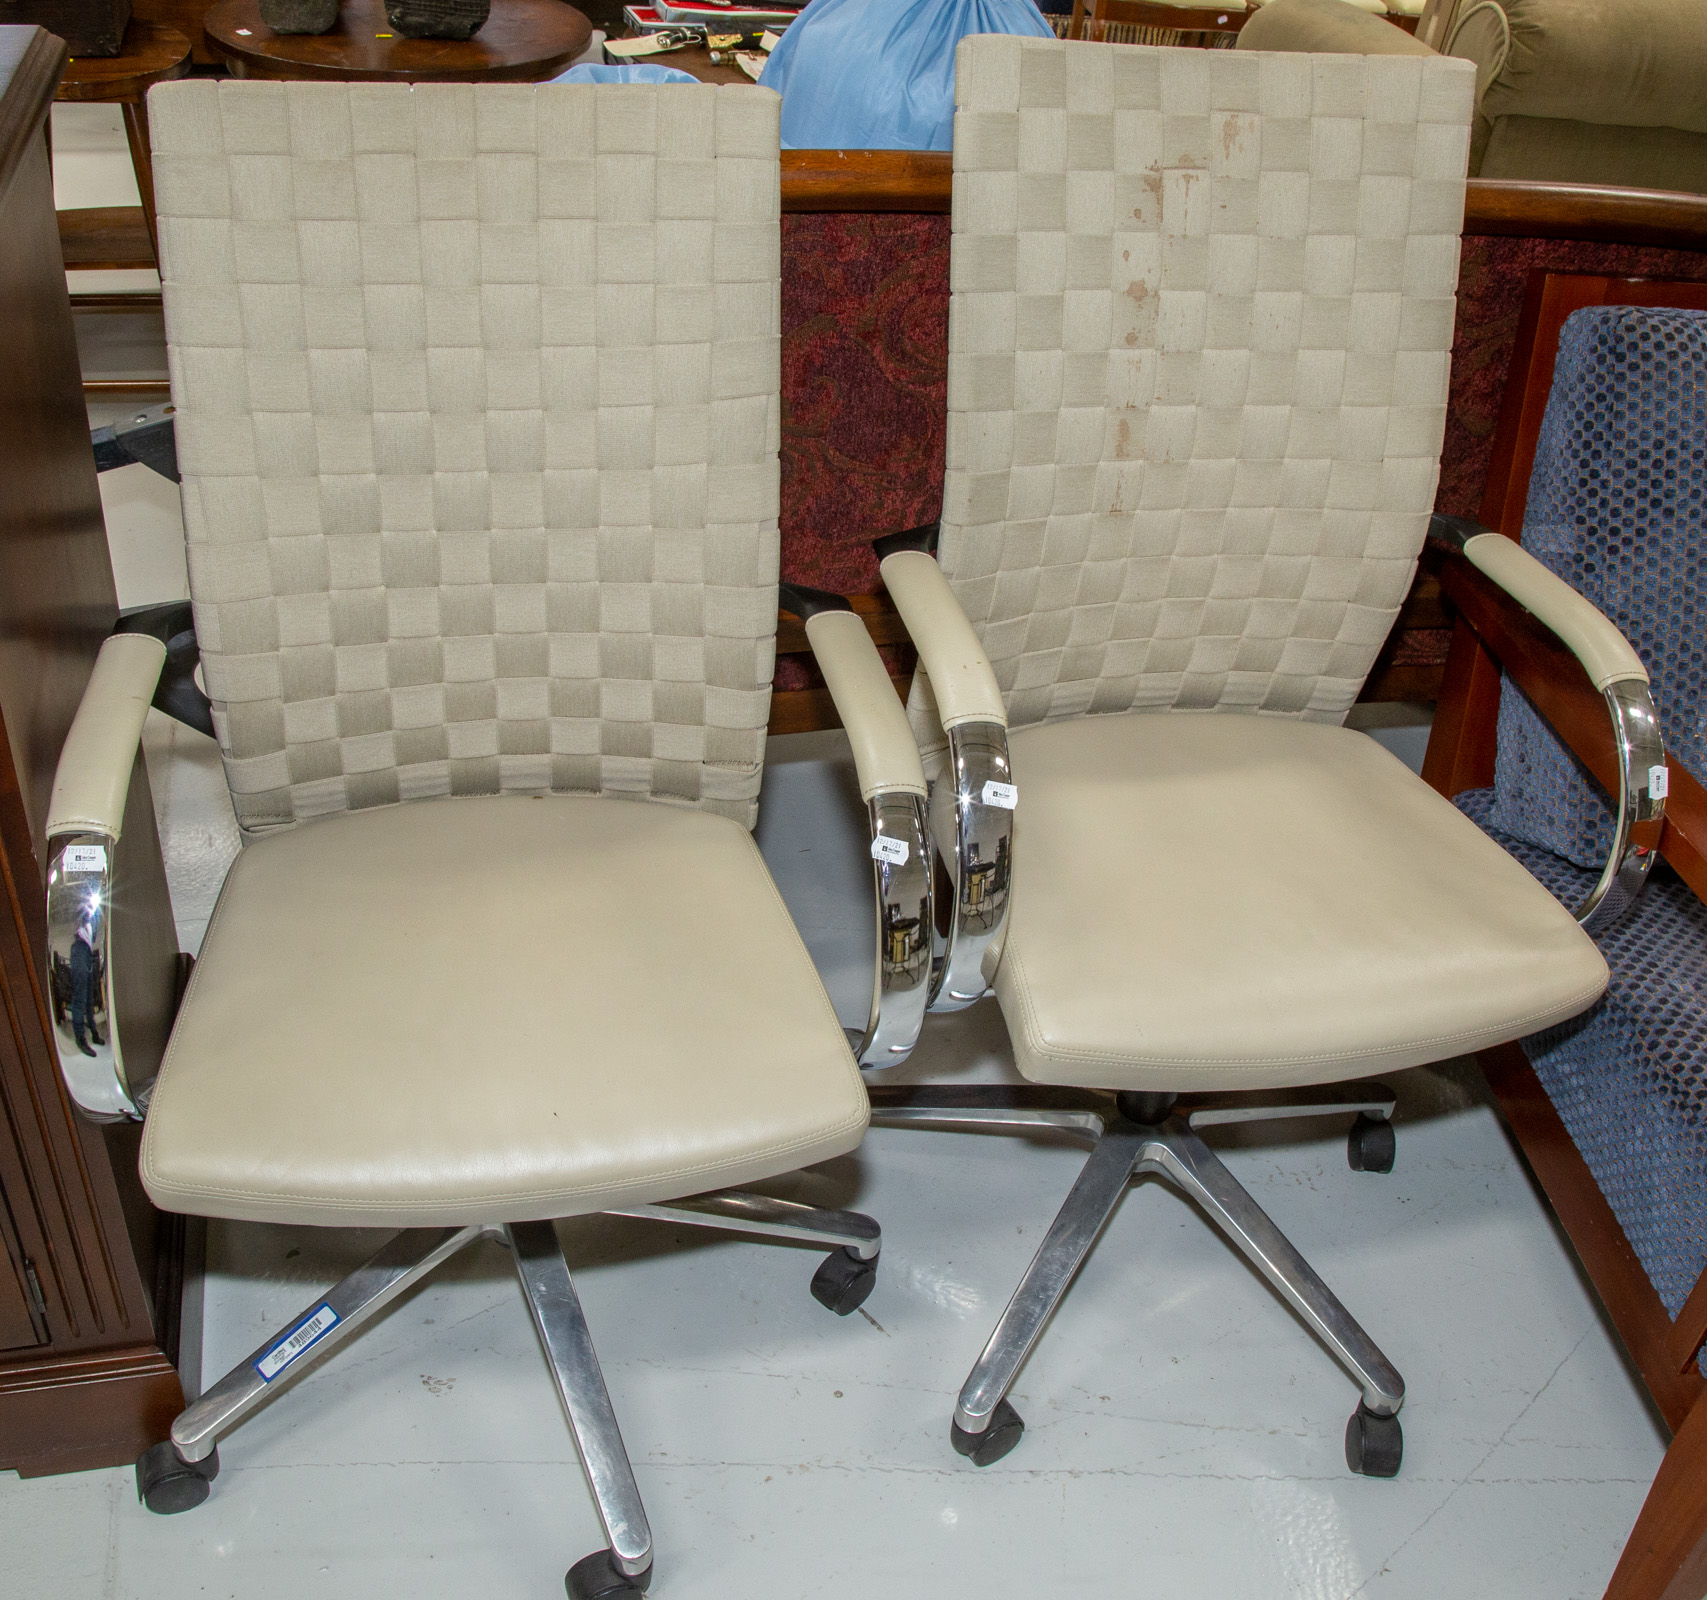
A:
794;36;1636;1477
43;79;930;1600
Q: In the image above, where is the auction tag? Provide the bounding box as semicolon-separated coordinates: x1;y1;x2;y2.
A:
64;844;108;874
981;780;1018;810
606;33;681;57
255;1304;340;1382
871;835;910;866
1650;764;1670;799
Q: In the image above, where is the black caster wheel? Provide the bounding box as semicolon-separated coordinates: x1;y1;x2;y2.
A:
1348;1113;1396;1174
1345;1403;1403;1478
566;1549;651;1599
810;1247;877;1316
950;1398;1024;1468
135;1439;219;1514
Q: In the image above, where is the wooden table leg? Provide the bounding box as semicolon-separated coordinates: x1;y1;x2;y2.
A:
120;97;159;267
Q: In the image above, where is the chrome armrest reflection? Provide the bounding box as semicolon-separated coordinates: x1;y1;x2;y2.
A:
46;833;145;1122
854;792;933;1068
1580;679;1666;933
928;721;1013;1012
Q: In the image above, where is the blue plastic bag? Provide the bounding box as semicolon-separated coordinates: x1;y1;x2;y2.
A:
759;0;1054;150
552;63;701;84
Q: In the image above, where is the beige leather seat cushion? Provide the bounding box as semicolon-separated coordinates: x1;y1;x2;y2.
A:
141;796;868;1227
993;713;1608;1092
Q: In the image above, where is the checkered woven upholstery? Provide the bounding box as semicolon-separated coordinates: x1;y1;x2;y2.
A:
149;81;782;832
922;37;1474;735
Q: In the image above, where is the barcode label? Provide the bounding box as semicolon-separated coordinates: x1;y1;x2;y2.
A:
255;1304;340;1382
871;835;910;866
981;781;1018;810
1650;764;1669;799
64;845;107;874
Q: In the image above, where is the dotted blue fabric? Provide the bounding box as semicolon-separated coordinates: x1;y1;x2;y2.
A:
1460;305;1707;1374
1457;791;1707;1374
1486;306;1707;869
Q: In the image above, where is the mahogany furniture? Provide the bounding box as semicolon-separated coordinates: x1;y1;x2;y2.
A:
0;24;193;1478
203;0;591;80
53;18;191;264
1067;0;1248;42
1423;270;1707;1600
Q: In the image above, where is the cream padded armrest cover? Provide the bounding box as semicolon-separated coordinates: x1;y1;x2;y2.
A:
880;552;1007;730
803;612;927;800
1464;532;1647;689
993;712;1607;1092
45;633;167;840
141;793;869;1227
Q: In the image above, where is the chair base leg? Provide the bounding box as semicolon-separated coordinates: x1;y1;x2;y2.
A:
509;1221;655;1589
163;1224;484;1470
877;1087;1407;1470
605;1188;883;1316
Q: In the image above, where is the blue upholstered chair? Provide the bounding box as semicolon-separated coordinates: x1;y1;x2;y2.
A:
1456;304;1707;1359
1426;293;1707;1600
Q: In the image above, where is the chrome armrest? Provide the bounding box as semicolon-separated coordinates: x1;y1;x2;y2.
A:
874;537;1015;1012
780;585;933;1069
1431;514;1666;931
45;632;169;1122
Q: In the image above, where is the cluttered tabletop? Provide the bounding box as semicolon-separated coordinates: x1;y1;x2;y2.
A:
604;0;796;83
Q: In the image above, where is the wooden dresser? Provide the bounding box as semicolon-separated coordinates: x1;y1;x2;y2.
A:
0;23;190;1477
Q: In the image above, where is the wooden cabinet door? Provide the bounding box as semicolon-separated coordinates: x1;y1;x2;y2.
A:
0;1188;45;1352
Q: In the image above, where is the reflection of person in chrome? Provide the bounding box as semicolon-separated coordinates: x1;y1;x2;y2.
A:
69;902;99;1058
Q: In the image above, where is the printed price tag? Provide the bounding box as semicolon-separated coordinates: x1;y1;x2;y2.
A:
255;1304;340;1382
981;780;1018;810
63;845;108;874
1650;764;1670;799
871;835;910;866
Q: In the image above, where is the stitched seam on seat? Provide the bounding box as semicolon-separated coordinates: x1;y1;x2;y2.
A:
139;1119;866;1211
1002;951;1607;1070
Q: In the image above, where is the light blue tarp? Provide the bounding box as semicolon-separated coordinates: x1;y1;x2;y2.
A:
759;0;1055;150
552;62;700;84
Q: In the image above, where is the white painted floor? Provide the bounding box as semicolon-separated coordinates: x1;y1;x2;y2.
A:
4;109;1667;1600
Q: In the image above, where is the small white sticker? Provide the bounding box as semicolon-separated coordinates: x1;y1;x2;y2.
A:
981;780;1018;810
63;845;107;874
871;835;910;866
255;1304;340;1382
1650;764;1670;799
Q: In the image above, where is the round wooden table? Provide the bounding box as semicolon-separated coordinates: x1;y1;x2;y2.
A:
56;21;194;264
204;0;594;81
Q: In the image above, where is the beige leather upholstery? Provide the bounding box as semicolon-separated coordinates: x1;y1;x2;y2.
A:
150;81;783;833
993;712;1608;1092
1465;532;1647;690
802;611;926;800
880;551;1007;731
931;37;1474;742
140;793;868;1226
45;634;167;840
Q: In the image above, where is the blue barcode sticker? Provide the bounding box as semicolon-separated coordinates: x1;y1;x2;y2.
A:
255;1303;340;1382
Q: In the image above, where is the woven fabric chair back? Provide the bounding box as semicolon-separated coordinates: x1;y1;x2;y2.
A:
150;80;782;832
921;35;1475;739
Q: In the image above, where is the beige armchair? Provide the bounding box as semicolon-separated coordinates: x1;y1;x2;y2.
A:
1242;0;1707;192
43;76;932;1600
847;33;1625;1479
